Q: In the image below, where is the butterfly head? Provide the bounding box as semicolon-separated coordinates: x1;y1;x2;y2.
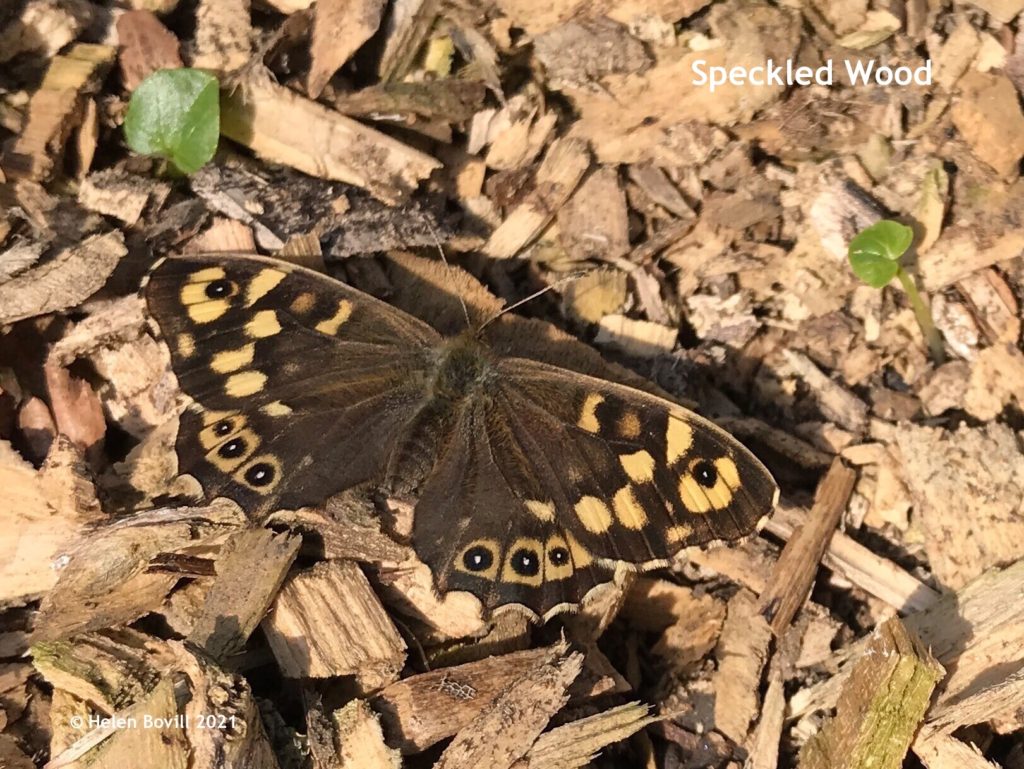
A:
430;332;496;401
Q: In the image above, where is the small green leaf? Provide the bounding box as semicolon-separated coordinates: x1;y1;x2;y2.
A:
847;220;914;289
124;68;220;175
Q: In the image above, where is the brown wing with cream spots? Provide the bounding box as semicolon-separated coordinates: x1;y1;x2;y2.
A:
143;253;442;513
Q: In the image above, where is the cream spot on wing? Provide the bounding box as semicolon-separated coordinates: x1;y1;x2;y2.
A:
619;449;655;483
574;495;613;533
246;310;282;338
180;283;208;306
211;343;256;374
666;415;694;464
177;333;195;358
667;523;693;544
678;474;713;514
193;267;226;282
261;400;293;417
525;499;556;522
315;300;353;335
564;532;593;567
188;299;230;323
290;292;315;314
225;370;267;397
578;393;604;433
245;268;287;306
613;485;647;530
200;409;238;427
618;411;641;439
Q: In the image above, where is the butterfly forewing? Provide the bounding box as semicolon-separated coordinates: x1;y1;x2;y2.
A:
144;254;441;512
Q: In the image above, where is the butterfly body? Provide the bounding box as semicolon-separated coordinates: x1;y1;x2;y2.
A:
144;253;778;618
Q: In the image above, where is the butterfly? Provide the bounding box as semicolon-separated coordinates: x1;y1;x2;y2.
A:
143;252;778;619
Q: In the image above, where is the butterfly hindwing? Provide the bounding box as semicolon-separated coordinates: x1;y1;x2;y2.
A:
144;254;442;512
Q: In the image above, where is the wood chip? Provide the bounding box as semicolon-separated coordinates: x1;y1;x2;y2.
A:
782;350;869;433
3;43;115;181
918;228;1024;290
78;168;171;226
221;73;441;204
433;642;582;769
963;342;1024;419
594;314;677;358
482;138;590;258
951;71;1024;177
523;701;661;769
561;269;629;324
711;588;772;743
187;528;300;662
557;167;630;262
308;0;386;98
115;10;182;91
0;231;126;325
894;422;1024;590
262;560;406;687
192;0;251;74
799;618;944;769
373;646;556;753
334;699;402;769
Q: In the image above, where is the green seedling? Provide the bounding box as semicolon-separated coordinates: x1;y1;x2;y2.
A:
847;220;944;364
124;68;220;175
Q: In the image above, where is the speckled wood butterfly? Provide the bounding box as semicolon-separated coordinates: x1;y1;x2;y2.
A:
144;253;778;619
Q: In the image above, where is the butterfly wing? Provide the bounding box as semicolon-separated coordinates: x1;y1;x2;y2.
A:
413;357;777;617
143;254;442;513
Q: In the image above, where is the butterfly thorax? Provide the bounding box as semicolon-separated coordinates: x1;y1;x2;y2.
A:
428;333;496;403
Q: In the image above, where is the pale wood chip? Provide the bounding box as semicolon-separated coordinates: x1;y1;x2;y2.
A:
561;269;628;324
434;642;582;769
918;227;1024;291
0;231;127;325
964;342;1024;420
743;652;786;769
781;350;869;433
963;0;1024;23
483;138;590;259
951;71;1024;178
191;0;251;74
188;528;300;661
799;618;944;769
372;646;557;753
115;10;183;91
557;167;630;262
78;168;171;226
0;0;89;64
522;701;661;769
334;699;402;769
711;588;772;743
221;73;441;204
308;0;386;98
594;314;676;358
5;43;115;181
914;732;1001;769
262;560;406;688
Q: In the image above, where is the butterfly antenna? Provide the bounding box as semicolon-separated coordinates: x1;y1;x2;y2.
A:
476;270;588;334
426;222;473;331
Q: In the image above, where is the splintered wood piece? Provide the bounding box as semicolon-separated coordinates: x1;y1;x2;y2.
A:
33;502;244;642
115;10;183;91
333;699;401;769
262;560;406;688
781;351;868;433
4;43;115;181
308;0;386;98
0;231;126;325
744;651;786;769
372;646;555;753
711;588;772;743
557;166;629;262
169;640;279;769
799;618;944;769
594;315;677;358
221;74;441;204
268;507;411;564
187;528;300;661
758;458;857;636
43;361;105;453
192;0;251;74
483;138;590;259
433;643;583;769
921;666;1024;737
766;502;940;614
0;438;101;603
522;701;661;769
32;628;177;714
45;675;189;769
913;732;1001;769
623;578;726;670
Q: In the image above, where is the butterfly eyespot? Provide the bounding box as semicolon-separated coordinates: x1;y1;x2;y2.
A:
462;546;494;572
213;419;234;437
548;547;570;566
511;548;540;577
245;462;275;486
205;279;236;299
218;438;247;459
693;459;718;488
